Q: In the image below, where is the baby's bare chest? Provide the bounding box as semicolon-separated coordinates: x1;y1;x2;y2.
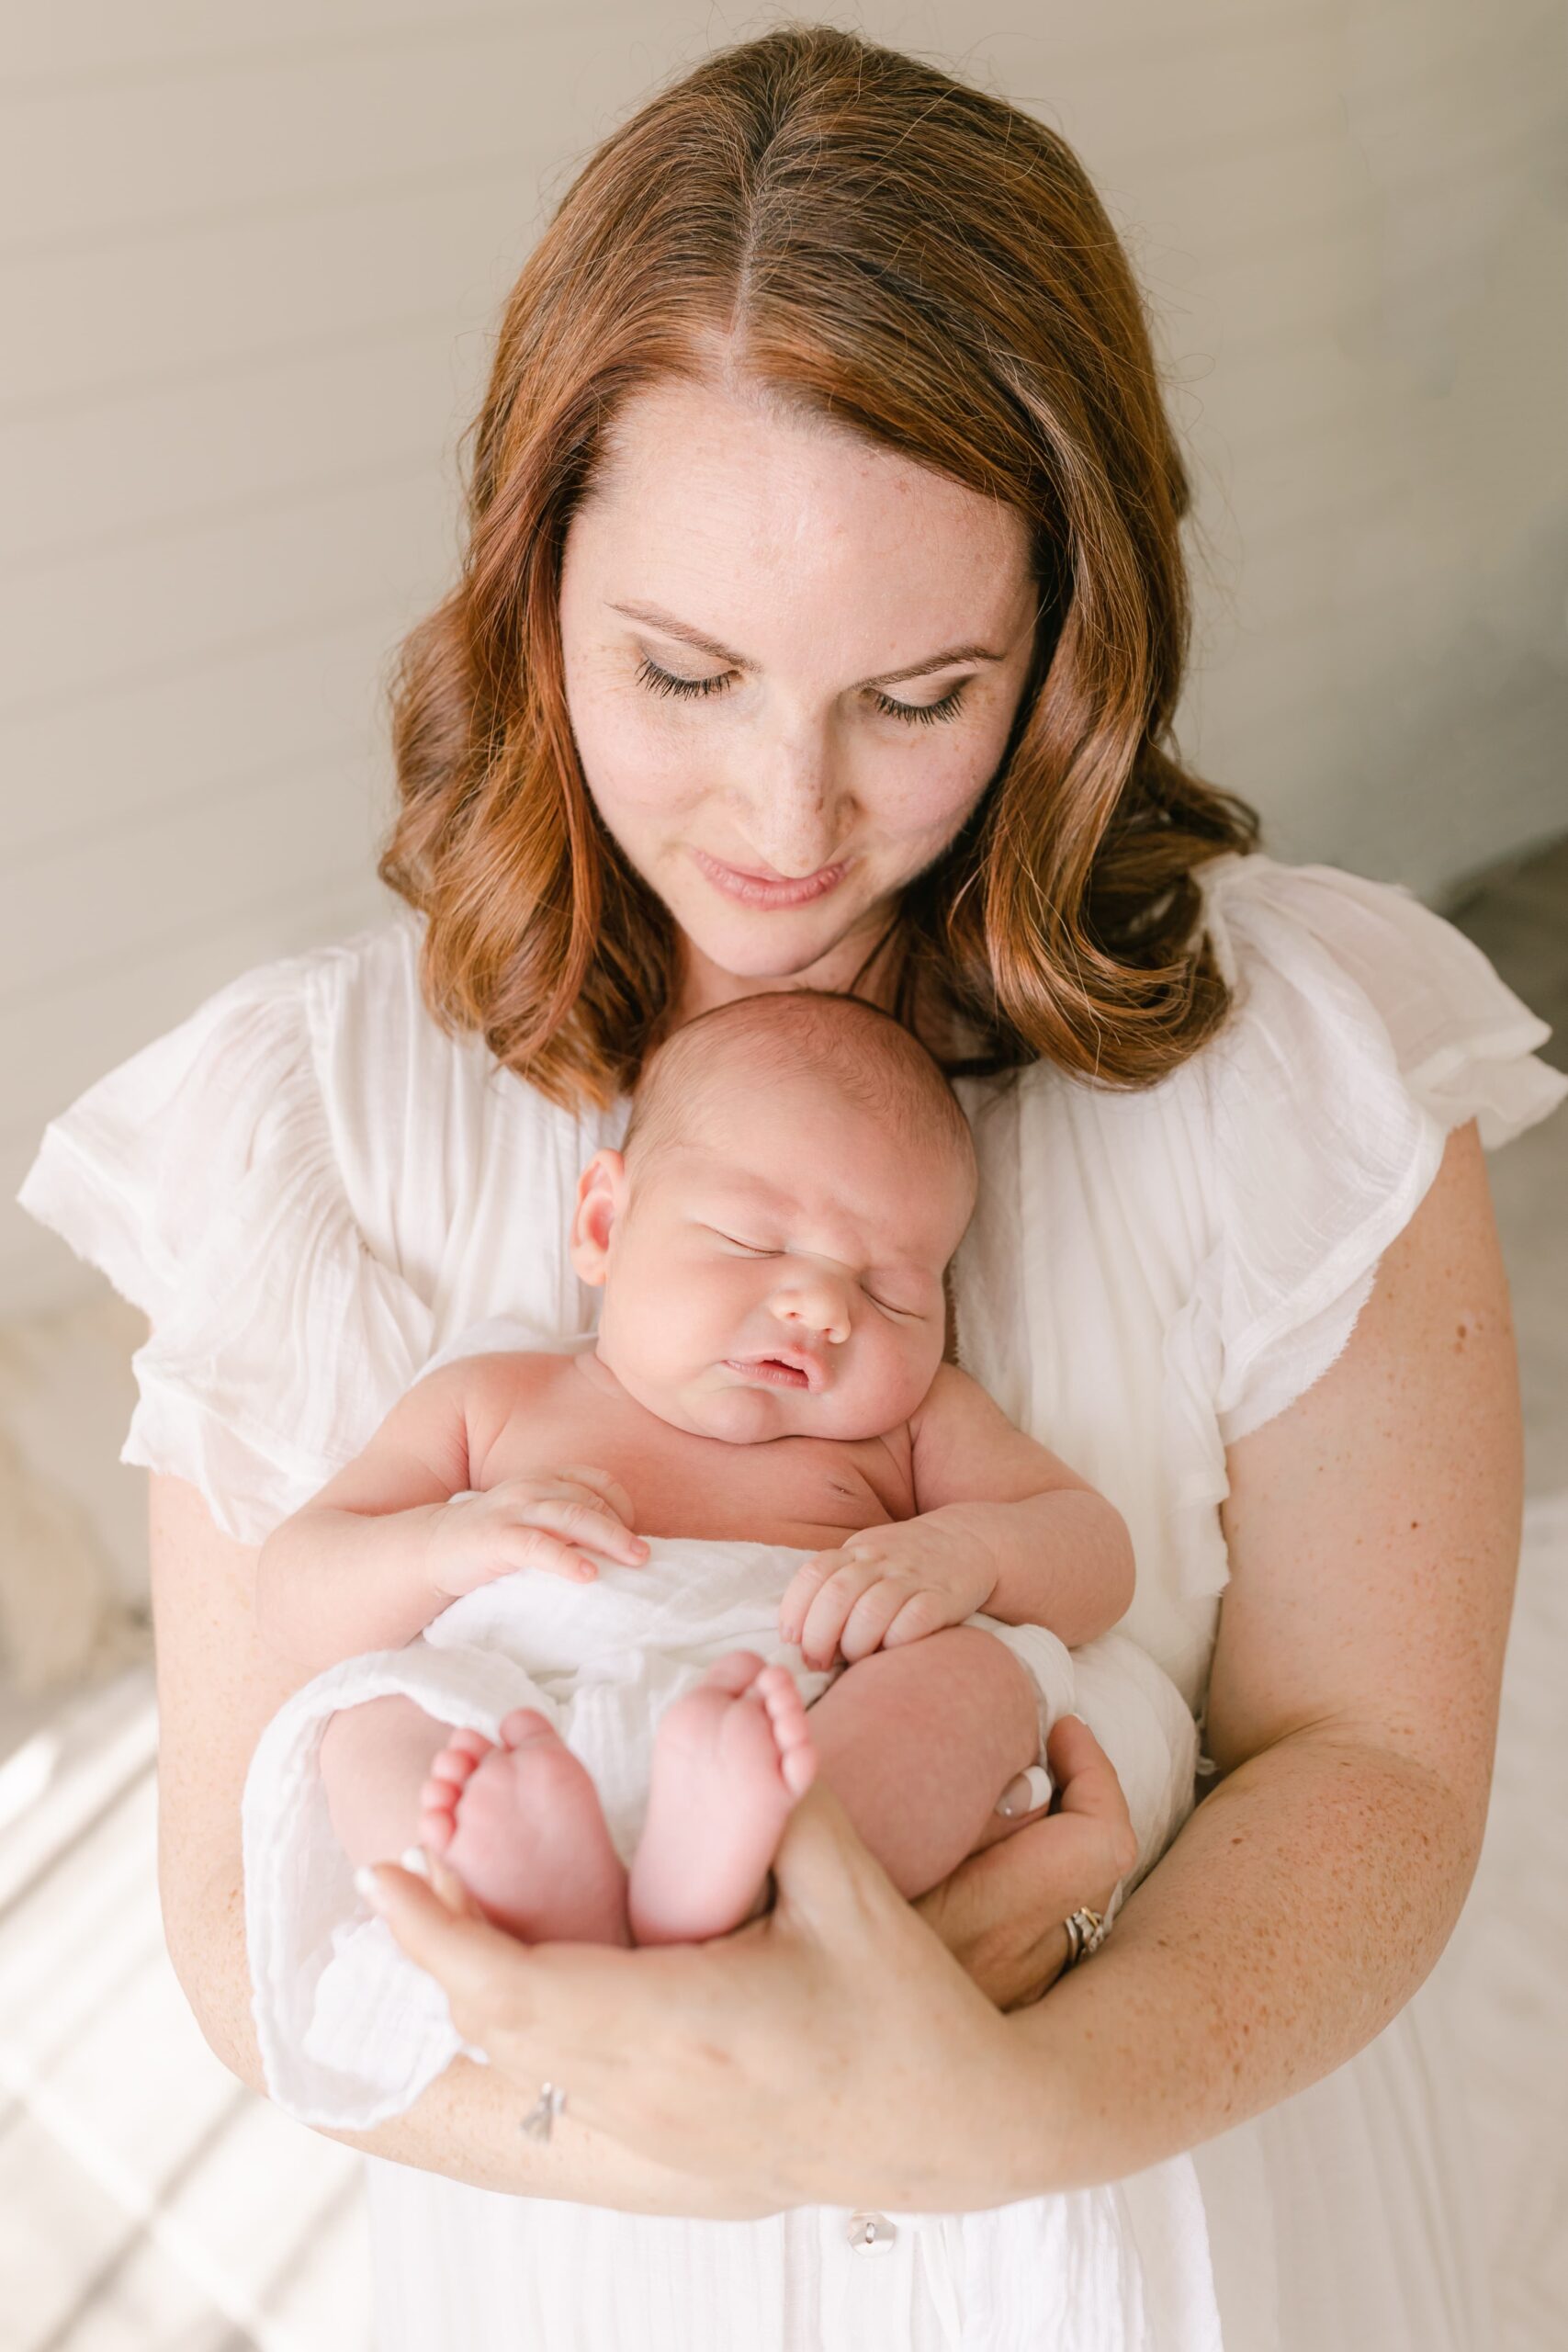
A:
481;1363;916;1548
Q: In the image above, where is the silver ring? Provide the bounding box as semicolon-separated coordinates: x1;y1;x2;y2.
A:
1061;1905;1111;1969
520;2081;567;2143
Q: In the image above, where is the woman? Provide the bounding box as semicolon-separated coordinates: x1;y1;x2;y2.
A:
21;26;1565;2350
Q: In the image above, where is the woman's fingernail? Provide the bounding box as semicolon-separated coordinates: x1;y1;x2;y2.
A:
399;1845;433;1879
996;1764;1054;1818
354;1864;389;1910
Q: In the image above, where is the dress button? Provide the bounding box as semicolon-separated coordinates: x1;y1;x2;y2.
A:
846;2211;897;2256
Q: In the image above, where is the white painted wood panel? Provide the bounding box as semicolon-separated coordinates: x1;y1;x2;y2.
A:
4;0;1564;1323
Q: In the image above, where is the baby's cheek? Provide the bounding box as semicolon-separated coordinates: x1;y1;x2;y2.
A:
885;1331;942;1420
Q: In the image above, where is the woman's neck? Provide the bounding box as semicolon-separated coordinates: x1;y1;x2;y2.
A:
677;912;907;1025
668;918;964;1063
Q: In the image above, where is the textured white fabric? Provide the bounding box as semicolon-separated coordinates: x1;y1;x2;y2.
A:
242;1503;1197;2132
17;852;1568;2350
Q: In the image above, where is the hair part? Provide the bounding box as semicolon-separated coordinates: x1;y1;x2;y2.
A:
378;24;1261;1110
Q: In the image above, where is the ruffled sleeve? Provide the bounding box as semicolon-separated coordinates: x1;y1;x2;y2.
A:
1188;854;1567;1453
17;937;435;1547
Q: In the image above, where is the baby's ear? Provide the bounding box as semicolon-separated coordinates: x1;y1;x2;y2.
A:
569;1148;626;1285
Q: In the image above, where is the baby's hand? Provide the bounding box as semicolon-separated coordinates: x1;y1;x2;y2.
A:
777;1514;998;1669
428;1467;649;1600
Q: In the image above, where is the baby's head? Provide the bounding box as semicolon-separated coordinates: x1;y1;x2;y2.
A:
570;991;977;1443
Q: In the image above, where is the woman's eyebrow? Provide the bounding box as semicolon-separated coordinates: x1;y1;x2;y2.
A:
608;600;1005;687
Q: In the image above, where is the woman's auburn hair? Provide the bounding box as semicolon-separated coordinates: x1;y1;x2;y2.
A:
378;24;1261;1108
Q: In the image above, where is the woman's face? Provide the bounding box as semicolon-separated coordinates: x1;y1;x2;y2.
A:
558;376;1039;1021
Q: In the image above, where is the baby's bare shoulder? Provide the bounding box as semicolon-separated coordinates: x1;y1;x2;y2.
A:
908;1359;998;1441
423;1348;580;1480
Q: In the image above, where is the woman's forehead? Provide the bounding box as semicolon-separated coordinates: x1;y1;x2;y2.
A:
577;378;1034;650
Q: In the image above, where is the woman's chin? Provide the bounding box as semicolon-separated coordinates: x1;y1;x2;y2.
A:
676;899;886;994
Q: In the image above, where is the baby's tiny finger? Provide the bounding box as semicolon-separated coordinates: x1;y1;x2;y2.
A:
519;1530;597;1582
800;1565;877;1668
779;1554;837;1645
547;1495;645;1558
839;1577;908;1662
882;1588;955;1647
558;1466;639;1528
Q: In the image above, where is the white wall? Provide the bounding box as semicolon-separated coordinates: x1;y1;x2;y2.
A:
5;0;1565;1317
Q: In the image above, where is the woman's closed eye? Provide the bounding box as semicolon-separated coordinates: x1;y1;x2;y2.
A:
635;655;968;728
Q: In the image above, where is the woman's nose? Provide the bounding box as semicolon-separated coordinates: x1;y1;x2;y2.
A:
734;743;850;877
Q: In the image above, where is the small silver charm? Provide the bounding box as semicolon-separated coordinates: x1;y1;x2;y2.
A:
520;2081;567;2143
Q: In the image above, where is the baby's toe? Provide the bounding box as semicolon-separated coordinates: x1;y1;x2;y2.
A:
417;1795;458;1854
428;1737;490;1789
443;1726;495;1766
757;1666;809;1736
780;1743;818;1797
704;1650;767;1699
498;1706;559;1749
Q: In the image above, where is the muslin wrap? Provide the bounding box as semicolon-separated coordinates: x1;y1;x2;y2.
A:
242;1517;1199;2129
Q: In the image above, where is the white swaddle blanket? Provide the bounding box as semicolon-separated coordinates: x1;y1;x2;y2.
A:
243;1524;1199;2130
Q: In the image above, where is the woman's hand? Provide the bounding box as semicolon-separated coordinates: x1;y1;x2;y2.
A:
915;1713;1138;2008
356;1713;1133;2210
360;1782;1066;2214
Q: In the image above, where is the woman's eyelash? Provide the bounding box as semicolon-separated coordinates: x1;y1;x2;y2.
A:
872;684;965;728
637;657;729;702
636;656;967;727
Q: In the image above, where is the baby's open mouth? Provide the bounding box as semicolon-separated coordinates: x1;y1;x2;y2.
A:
725;1356;816;1391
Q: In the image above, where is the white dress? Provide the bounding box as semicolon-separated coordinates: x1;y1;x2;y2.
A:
17;851;1567;2351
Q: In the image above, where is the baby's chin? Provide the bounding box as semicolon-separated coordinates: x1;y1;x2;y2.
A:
675;1366;896;1445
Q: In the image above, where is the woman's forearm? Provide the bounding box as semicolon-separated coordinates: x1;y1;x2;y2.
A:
999;1718;1481;2194
169;1857;766;2214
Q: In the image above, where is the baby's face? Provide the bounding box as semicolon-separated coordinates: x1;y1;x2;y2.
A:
573;1074;972;1443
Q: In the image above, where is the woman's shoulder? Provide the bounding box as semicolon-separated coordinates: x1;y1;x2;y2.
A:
17;907;604;1548
107;904;584;1146
1186;851;1564;1139
1000;850;1563;1139
990;850;1564;1448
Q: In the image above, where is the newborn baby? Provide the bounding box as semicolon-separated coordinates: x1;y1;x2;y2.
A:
256;989;1134;1953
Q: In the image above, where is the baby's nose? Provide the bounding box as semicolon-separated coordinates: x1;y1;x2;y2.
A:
774;1272;851;1341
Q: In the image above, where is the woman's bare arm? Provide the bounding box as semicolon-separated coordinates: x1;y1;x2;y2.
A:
147;1469;771;2211
998;1115;1522;2177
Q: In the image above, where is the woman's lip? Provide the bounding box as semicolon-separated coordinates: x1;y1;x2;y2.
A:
693;849;849;908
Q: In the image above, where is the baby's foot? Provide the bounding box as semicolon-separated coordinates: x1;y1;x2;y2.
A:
417;1711;630;1945
628;1651;816;1946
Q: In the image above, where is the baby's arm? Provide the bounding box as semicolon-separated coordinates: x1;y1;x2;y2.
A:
254;1353;645;1679
908;1363;1134;1647
781;1364;1133;1668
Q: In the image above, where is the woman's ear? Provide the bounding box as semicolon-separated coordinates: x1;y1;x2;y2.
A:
569;1148;626;1286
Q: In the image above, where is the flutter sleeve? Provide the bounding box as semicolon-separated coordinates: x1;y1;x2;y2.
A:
17;939;434;1546
1186;854;1567;1453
